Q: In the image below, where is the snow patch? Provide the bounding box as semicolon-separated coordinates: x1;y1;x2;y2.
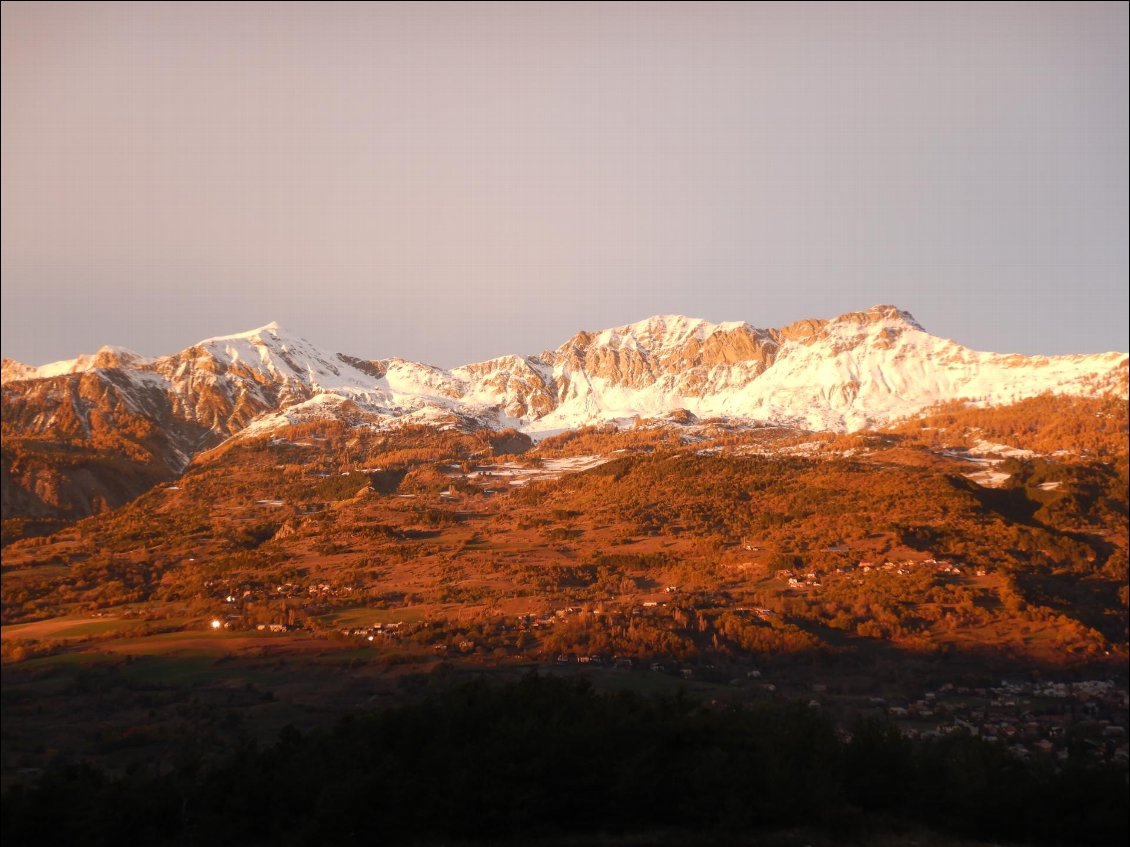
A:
964;469;1012;488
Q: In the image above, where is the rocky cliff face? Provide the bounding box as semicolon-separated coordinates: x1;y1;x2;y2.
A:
3;306;1126;521
2;366;219;521
541;315;779;392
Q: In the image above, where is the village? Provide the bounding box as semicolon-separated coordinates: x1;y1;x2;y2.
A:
876;677;1129;766
196;574;1129;768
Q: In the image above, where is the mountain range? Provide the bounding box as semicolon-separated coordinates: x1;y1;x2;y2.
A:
2;305;1126;520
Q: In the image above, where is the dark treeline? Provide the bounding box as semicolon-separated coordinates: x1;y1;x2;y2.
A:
3;675;1127;846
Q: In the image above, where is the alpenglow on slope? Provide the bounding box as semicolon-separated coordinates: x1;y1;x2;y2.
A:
3;304;1126;518
4;306;1126;448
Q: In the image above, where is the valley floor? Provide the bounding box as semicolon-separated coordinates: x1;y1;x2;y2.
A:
2;404;1128;844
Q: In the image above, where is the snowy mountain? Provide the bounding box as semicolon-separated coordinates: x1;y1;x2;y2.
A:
4;305;1125;520
5;306;1126;441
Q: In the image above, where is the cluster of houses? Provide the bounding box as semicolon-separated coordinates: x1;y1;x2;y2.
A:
330;606;603;653
881;678;1129;763
210;578;361;607
339;620;409;642
848;558;986;577
775;557;990;592
203;579;1127;768
255;623;293;633
196;561;1126;770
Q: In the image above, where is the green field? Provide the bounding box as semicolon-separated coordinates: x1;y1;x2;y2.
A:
2;615;134;641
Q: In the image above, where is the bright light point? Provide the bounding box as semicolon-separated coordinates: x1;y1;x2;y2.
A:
210;619;222;630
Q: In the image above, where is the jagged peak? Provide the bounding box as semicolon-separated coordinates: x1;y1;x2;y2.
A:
772;305;925;345
91;345;146;366
832;304;924;331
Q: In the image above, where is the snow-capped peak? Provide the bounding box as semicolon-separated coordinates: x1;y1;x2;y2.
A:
583;314;752;352
193;320;288;347
824;305;925;335
617;314;717;340
853;304;922;328
167;322;393;400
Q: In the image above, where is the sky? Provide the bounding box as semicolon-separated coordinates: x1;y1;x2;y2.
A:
2;1;1127;368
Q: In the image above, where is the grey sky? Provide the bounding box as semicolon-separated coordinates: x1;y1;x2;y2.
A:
2;1;1127;367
